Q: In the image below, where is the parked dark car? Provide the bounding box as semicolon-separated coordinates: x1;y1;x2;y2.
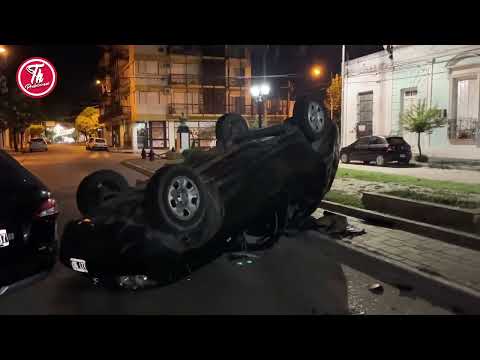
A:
60;98;340;290
340;136;412;166
0;150;58;295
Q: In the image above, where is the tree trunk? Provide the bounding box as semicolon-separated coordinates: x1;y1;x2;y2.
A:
417;132;422;157
20;130;24;151
13;129;18;152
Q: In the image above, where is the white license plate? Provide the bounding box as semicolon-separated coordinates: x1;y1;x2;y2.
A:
400;154;406;158
0;229;9;248
70;258;88;273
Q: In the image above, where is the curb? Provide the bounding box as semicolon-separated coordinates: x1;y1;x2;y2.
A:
308;230;480;314
121;159;184;177
319;200;480;251
120;160;157;177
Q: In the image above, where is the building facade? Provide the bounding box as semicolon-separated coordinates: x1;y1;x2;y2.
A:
98;45;293;152
342;45;480;159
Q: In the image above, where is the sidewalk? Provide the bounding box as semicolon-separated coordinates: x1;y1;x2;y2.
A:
312;208;480;295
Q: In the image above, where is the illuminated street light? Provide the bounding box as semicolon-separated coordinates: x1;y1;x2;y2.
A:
310;65;323;79
96;79;101;85
0;47;6;54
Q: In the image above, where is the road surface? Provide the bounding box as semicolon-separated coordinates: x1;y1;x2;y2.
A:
0;144;451;314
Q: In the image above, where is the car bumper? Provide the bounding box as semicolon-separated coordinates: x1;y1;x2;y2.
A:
386;152;412;162
0;245;56;296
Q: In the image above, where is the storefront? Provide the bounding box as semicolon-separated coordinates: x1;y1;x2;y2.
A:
173;120;216;148
134;121;169;150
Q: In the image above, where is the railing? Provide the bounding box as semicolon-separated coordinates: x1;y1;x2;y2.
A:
100;104;131;121
448;118;479;144
169;74;201;85
167;100;291;117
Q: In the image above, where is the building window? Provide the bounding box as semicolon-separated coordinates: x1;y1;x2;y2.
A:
136;122;148;149
449;78;479;144
137;91;159;105
137;60;158;74
174;121;216;148
150;121;168;149
357;91;373;138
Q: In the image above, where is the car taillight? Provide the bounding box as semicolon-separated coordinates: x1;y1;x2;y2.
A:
34;198;59;218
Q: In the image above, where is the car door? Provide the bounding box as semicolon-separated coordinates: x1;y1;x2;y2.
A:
368;136;387;162
351;137;370;161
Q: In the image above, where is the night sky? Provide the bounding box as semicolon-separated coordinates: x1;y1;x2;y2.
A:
2;45;383;119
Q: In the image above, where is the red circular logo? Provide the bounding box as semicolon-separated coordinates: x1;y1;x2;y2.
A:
16;57;57;98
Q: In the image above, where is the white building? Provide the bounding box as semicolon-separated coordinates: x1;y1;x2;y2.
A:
342;45;480;160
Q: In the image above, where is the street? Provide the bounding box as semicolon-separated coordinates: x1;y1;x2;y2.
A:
0;144;451;314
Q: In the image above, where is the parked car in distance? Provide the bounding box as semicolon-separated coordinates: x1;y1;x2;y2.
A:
0;150;58;295
86;138;108;151
29;138;48;152
340;135;412;166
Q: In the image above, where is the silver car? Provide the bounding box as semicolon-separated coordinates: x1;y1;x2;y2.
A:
29;138;48;152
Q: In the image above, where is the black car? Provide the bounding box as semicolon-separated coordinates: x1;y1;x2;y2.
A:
0;150;58;295
340;135;412;166
60;98;340;290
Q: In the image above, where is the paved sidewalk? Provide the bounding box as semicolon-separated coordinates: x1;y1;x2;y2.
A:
340;163;480;184
312;208;480;294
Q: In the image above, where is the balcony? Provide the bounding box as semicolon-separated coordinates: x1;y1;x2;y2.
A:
448;118;479;145
168;103;203;115
100;104;131;122
169;74;201;86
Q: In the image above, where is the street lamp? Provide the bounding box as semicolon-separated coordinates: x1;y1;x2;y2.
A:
250;83;270;128
310;65;323;79
96;79;101;85
0;47;6;54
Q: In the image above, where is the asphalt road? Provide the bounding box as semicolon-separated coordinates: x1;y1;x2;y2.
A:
0;144;451;314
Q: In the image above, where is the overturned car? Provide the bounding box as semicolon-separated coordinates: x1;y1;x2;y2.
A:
60;98;340;289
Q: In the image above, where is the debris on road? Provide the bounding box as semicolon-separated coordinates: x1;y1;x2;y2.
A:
368;283;384;294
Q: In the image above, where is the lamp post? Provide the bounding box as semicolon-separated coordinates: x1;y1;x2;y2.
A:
250;83;270;128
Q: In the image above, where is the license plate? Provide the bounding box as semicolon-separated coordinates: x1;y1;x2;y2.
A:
400;154;406;158
0;229;9;248
70;258;88;273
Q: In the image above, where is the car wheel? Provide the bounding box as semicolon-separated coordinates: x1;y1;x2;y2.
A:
340;153;349;164
399;160;409;165
146;165;208;232
215;113;249;150
363;161;369;165
376;155;385;166
76;170;130;217
293;97;326;141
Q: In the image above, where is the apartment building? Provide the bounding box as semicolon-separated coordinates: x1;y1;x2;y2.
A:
98;45;293;152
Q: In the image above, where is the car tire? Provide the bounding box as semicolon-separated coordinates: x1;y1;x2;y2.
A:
363;161;369;165
76;170;130;217
215;113;249;150
399;160;409;165
340;153;349;164
376;155;385;166
293;97;326;141
146;165;209;232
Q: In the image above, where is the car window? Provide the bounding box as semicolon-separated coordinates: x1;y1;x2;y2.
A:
31;138;44;143
369;137;387;145
96;139;105;143
387;137;406;145
355;137;370;146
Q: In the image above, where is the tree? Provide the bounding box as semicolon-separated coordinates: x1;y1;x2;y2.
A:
324;74;342;124
400;100;446;159
74;107;99;141
28;124;45;138
0;88;44;151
